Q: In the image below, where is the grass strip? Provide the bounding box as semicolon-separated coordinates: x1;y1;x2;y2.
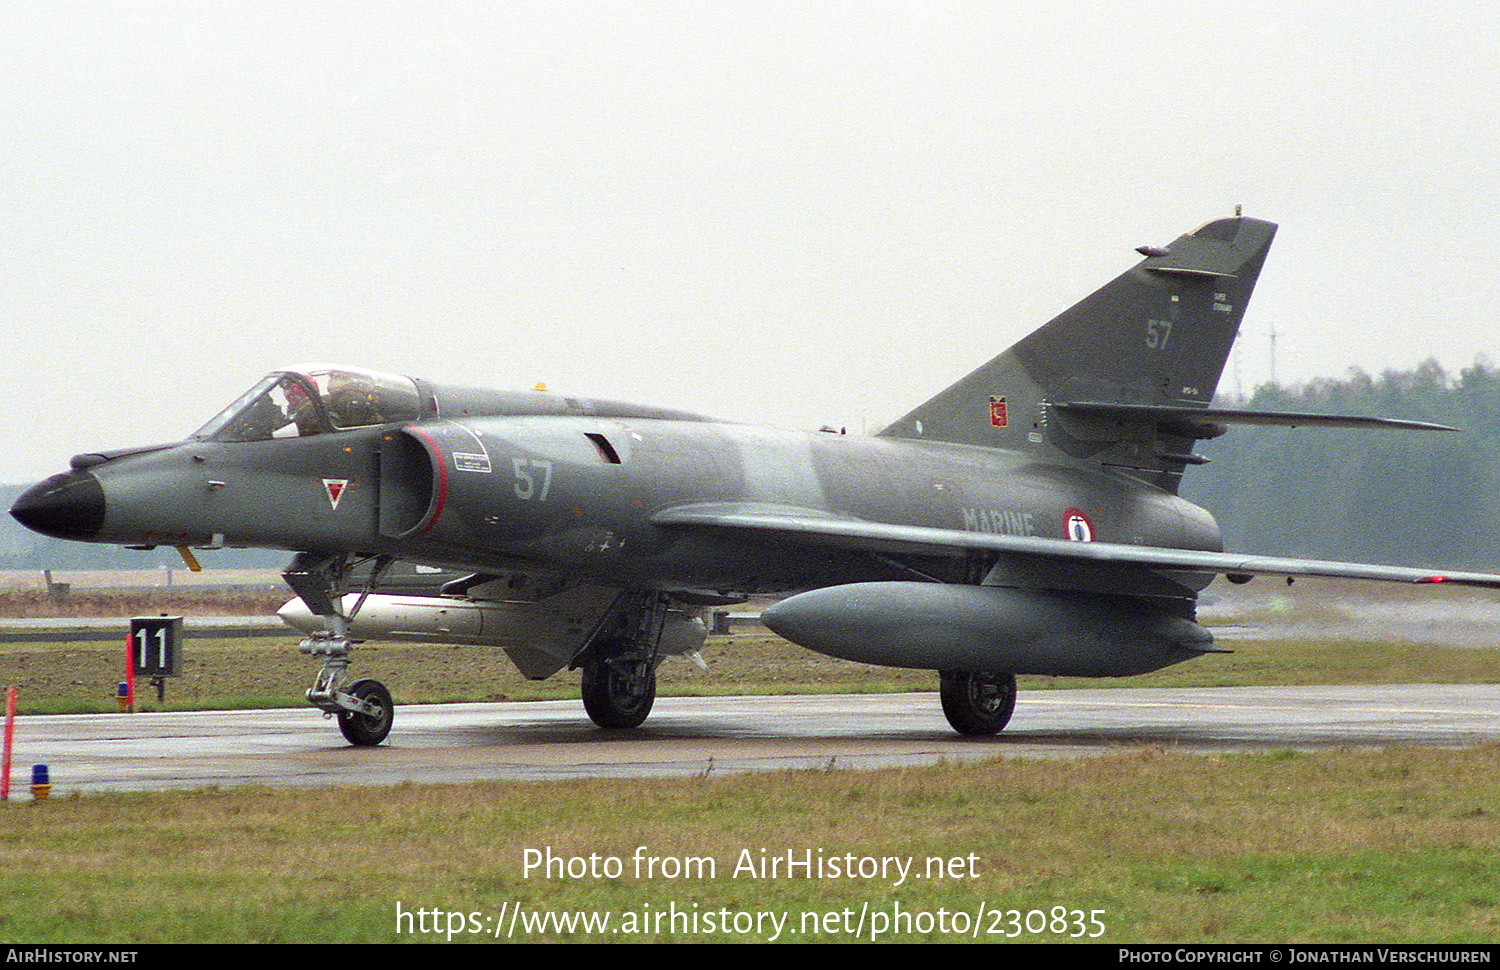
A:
0;747;1495;943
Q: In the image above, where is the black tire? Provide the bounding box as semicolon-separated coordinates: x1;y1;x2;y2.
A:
939;670;1016;736
581;658;656;729
338;678;394;746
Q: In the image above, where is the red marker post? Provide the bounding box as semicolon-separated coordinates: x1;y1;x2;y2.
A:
2;686;16;801
124;634;135;713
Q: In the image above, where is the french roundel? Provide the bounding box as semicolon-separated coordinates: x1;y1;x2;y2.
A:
1063;508;1094;542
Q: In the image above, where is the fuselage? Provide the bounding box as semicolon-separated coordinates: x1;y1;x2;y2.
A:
13;374;1223;600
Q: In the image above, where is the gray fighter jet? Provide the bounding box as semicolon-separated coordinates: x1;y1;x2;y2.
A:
14;215;1499;746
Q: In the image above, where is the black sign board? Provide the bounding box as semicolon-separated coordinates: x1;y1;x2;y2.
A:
130;617;182;678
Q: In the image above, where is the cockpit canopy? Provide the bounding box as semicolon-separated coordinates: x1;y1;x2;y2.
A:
193;366;422;442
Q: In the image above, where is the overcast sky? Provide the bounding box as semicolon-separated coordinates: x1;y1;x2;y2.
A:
4;2;1498;483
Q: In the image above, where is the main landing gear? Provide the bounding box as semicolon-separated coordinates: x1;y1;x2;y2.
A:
284;552;395;746
938;670;1017;736
573;591;668;730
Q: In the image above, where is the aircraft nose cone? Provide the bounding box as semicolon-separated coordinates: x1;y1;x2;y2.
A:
9;471;105;540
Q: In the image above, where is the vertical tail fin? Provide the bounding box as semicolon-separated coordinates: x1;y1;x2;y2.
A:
878;216;1277;491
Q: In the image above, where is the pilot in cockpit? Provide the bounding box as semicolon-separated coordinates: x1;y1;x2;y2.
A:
324;374;376;428
284;380;320;436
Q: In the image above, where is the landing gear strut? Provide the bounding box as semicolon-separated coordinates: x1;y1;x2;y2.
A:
939;670;1017;736
574;591;667;729
284;552;395;746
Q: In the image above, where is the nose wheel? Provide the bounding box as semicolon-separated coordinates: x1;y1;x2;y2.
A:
337;678;394;746
285;552;396;746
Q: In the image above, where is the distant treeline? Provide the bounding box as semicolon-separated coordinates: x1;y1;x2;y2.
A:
5;359;1499;574
1183;358;1500;570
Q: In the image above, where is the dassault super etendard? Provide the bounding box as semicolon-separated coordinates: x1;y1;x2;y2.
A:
16;215;1500;745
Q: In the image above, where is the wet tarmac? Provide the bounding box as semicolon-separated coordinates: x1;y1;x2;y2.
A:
7;684;1498;798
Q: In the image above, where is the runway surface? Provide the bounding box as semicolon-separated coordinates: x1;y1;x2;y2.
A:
8;684;1498;798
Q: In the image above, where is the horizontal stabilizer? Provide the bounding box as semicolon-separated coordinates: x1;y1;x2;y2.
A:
1054;401;1458;436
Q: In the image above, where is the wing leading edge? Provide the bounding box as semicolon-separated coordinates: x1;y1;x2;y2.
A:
652;503;1500;590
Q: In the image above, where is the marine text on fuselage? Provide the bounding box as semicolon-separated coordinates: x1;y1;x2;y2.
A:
961;508;1035;536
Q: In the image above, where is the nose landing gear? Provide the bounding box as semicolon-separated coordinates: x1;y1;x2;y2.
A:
284;552;396;746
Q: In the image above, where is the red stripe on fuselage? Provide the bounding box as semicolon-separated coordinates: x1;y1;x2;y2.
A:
403;426;447;537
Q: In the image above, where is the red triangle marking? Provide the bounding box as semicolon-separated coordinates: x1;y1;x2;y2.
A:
323;479;348;510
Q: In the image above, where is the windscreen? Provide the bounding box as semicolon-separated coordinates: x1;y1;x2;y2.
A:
193;374;323;442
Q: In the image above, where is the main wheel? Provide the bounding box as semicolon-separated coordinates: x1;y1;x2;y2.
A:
338;678;394;746
581;657;656;729
939;670;1017;736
